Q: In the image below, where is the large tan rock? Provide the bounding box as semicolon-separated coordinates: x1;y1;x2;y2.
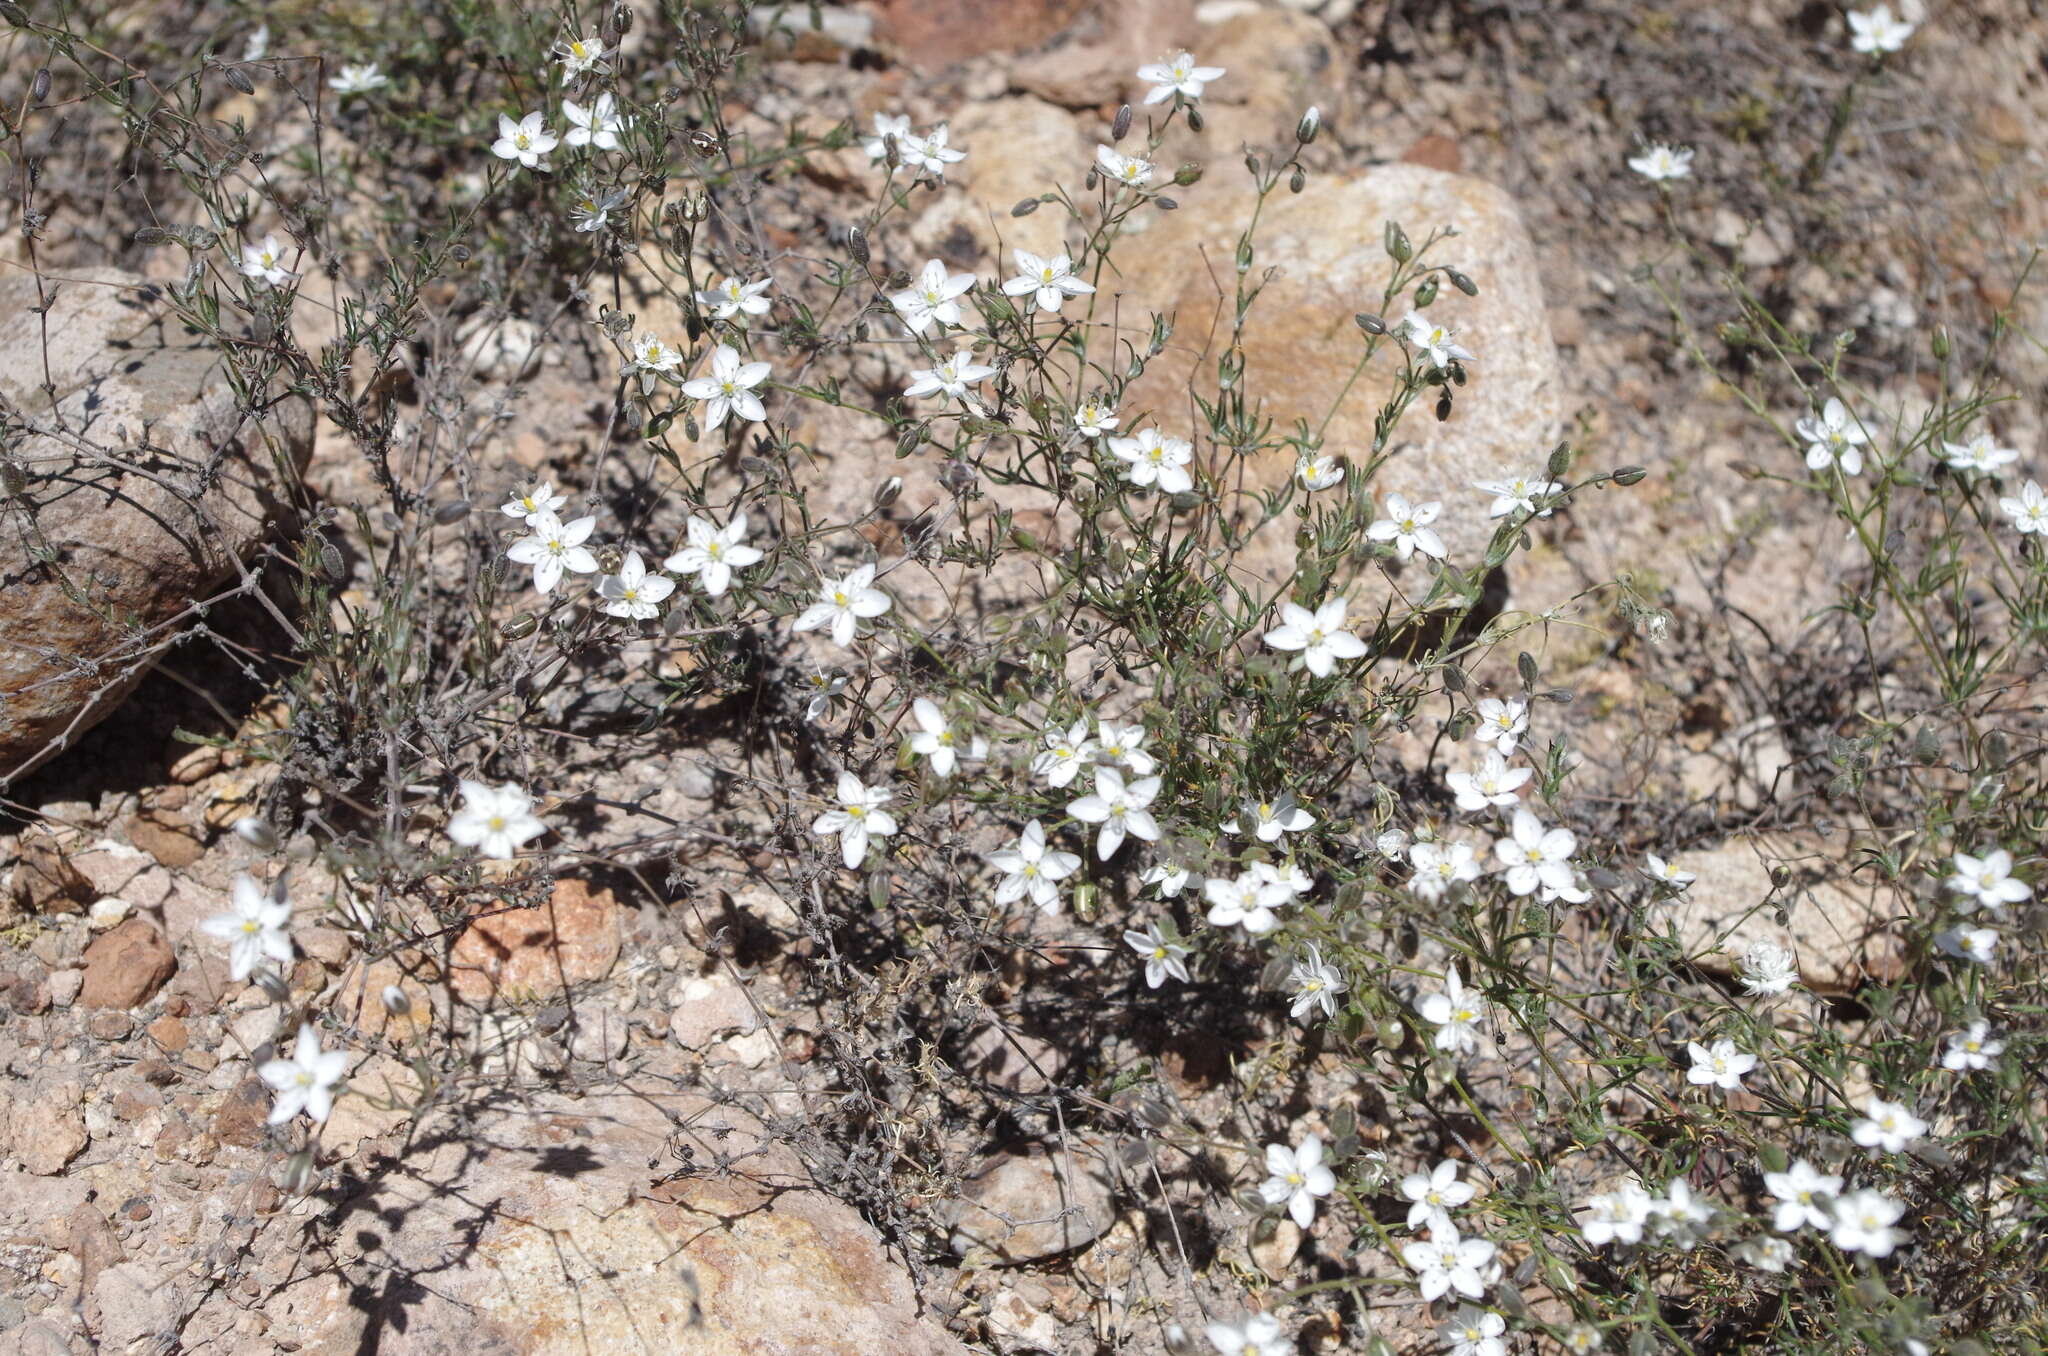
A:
0;269;314;784
906;97;1093;266
448;877;623;1004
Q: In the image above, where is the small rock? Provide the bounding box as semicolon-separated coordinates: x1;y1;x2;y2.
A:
1249;1215;1304;1279
987;1287;1064;1352
7;827;92;916
209;1075;273;1149
448;878;623;1004
669;973;759;1048
945;1141;1120;1263
79;918;176;1010
567;1008;631;1063
718;1027;781;1069
88;1011;133;1042
124;807;205;868
86;896;131;930
14;1081;88;1174
146;1014;190;1053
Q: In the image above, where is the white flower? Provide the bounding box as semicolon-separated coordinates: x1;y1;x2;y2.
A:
1094;720;1155;775
1847;5;1914;55
1403;1225;1496;1302
1137;51;1225;104
1401;1159;1476;1233
1225;792;1316;843
1249;858;1314;898
792;565;892;647
597;549;675;621
1796;397;1868;476
491;111;558;170
243;25;269;61
1474;470;1562;520
562;93;626;151
1642;853;1696;889
553;33;609;77
1204;871;1292;936
1936;925;1999;964
1002;249;1096;315
897;124;966;179
1107;427;1195;494
862;112;911;163
447;780;546;860
1686;1038;1758;1091
1367;493;1447;561
681;343;770;431
891;259;976;335
1066;766;1162;861
1397;311;1473;368
238;235;295;288
1493;808;1576;897
698;275;773;321
1259;1135;1336;1229
988;820;1081;914
1828;1189;1907;1258
1095;144;1154;189
1764;1159;1842;1233
1262;598;1366;678
1439;1307;1507;1356
259;1024;350;1124
1739;1235;1797;1273
1940;430;2020;475
1850;1097;1927;1154
329;63;388;96
198;873;293;982
1998;481;2048;535
664;511;763;598
1205;1313;1293;1356
908;697;987;777
505;511;599;594
1941;1020;2005;1072
810;771;897;869
1472;697;1527;754
629;332;681;374
905;348;997;404
502;479;567;526
1417;966;1484;1056
803;672;847;723
1287;946;1346;1021
1031;717;1098;788
567;183;622;231
1648;1178;1715;1247
1074;398;1119;438
1447;751;1531;811
1124;923;1191;988
1142;861;1199;898
1738;940;1799;996
1945;847;2031;914
1628;143;1694;181
1296;454;1345;492
1579;1182;1653;1246
1407;840;1482;902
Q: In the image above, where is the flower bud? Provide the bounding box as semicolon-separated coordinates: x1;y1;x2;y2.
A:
224;64;254;94
1172;163;1202;187
432;498;471;524
32;67;50;102
1009;197;1040;217
1288;167;1305;194
872;475;902;509
1546;441;1572;478
1185;105;1203;132
1112;103;1133;141
232;816;279;852
1355;312;1385;335
1931;325;1950;360
1385;220;1412;263
1413;277;1438;308
1612;465;1647;485
500;613;539;640
1295;105;1320;144
381;985;413;1017
846;224;869;267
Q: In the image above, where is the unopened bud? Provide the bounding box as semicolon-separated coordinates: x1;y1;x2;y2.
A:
381;985;413;1017
224;64;254;94
1546;442;1572;478
1931;325;1950;360
232;816;279;851
1612;465;1647;485
32;67;51;102
432;498;471;524
1355;312;1385;335
1447;268;1478;296
846;224;869;267
1009;197;1040;217
1288;167;1305;193
1112;103;1132;141
1385;220;1412;263
500;613;539;640
1413;277;1438;308
1172;163;1202;187
1185;105;1203;132
872;475;902;509
1295;105;1320;144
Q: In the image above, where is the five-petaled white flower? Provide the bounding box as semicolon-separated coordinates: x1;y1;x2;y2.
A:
1493;808;1577;897
1066;766;1162;860
1402;1159;1477;1234
988;819;1081;914
505;510;599;594
1628;143;1694;181
1941;1020;2005;1072
1579;1182;1653;1246
199;873;294;982
1473;696;1528;754
905;348;997;404
1124;922;1191;988
1107;427;1195;494
698;275;773;321
260;1024;351;1124
1398;311;1473;369
1828;1189;1907;1258
1002;250;1096;315
1259;1134;1337;1229
1764;1159;1842;1233
1141;861;1199;898
1847;5;1914;55
792;565;892;647
1403;1225;1496;1302
597;549;675;621
897;124;966;179
1262;597;1368;678
1205;870;1292;936
1940;430;2019;475
1225;793;1317;843
665;511;763;597
1296;454;1345;492
1417;966;1485;1056
1095;144;1154;189
1648;1178;1715;1247
1946;847;2031;914
1032;717;1098;788
1138;51;1225;104
1287;946;1346;1021
1850;1096;1926;1154
811;772;897;869
908;697;987;777
681;343;770;430
239;235;295;288
1408;840;1483;901
562;93;626;150
491;111;558;170
1796;397;1868;476
329;64;388;96
1367;493;1447;561
1440;1308;1507;1356
891;259;976;334
1474;470;1562;519
1936;925;1999;964
502;479;567;526
629;332;681;374
1739;940;1799;996
447;780;546;860
1074;397;1119;438
862;112;911;163
804;672;846;723
1447;751;1531;811
1205;1313;1294;1356
1686;1038;1758;1091
1095;719;1155;775
1642;853;1697;889
553;33;609;77
2000;481;2048;535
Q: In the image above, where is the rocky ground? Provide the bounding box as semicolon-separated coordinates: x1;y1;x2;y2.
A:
3;0;2046;1353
